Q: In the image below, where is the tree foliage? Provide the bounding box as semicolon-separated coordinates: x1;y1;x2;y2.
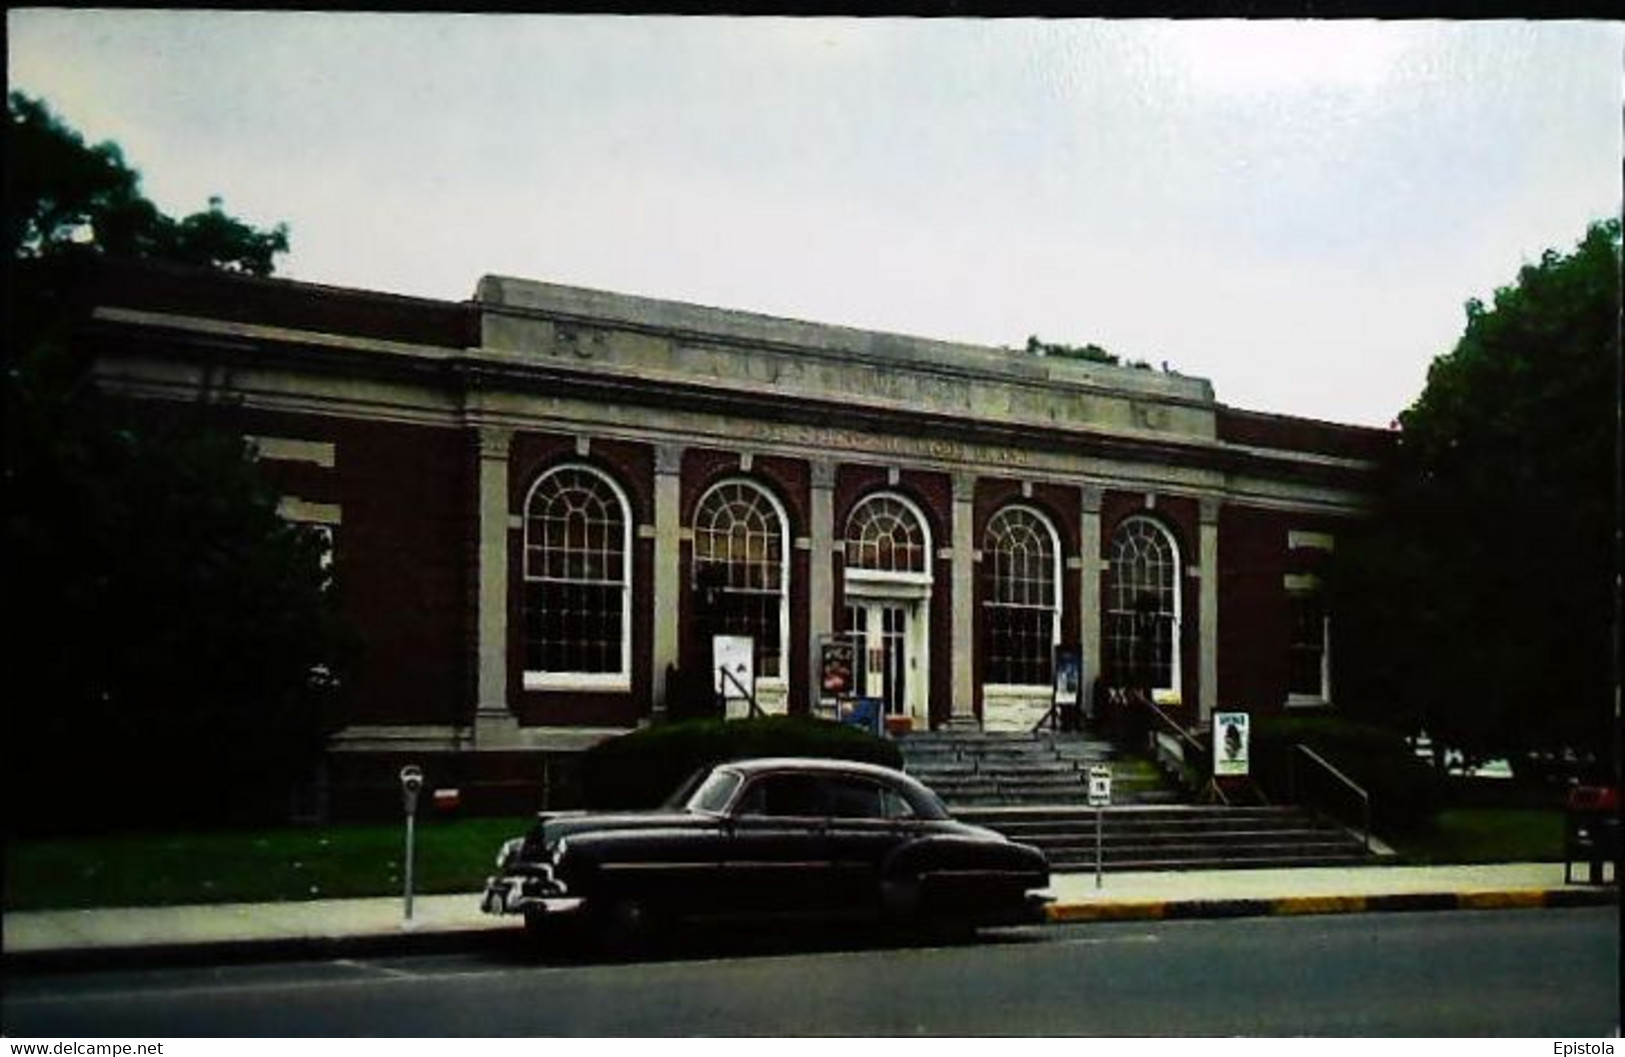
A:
1328;220;1620;771
1024;334;1160;371
6;92;287;274
4;94;342;832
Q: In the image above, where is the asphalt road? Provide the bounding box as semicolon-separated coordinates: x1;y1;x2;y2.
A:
4;908;1618;1036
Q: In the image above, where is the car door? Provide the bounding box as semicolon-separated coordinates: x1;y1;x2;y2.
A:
721;772;834;915
823;777;918;914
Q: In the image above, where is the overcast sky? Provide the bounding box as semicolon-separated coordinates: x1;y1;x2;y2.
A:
8;13;1621;427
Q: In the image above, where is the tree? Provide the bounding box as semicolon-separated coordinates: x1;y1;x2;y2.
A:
1023;334;1160;371
1026;334;1121;365
6;92;287;273
4;94;342;832
1328;220;1620;775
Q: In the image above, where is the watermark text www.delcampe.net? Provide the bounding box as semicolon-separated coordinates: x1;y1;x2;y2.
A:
9;1045;163;1055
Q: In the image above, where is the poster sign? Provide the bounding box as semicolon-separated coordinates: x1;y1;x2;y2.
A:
1213;711;1251;777
713;635;755;704
820;638;855;698
1052;645;1083;707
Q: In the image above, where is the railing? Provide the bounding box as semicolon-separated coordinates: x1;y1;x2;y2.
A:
1289;744;1371;851
718;666;765;720
1105;686;1208;794
1030;698;1084;734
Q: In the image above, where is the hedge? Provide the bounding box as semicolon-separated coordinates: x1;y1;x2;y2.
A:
581;716;905;810
1249;715;1443;834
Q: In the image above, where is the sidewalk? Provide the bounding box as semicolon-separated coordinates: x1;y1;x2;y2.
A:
4;862;1616;971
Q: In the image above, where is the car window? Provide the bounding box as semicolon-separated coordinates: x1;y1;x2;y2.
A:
686;769;743;814
737;774;827;818
825;778;887;819
879;787;917;820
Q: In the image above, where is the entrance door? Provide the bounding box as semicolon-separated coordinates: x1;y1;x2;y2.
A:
842;602;914;722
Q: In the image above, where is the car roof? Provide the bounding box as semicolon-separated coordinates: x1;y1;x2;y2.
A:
717;757;906;780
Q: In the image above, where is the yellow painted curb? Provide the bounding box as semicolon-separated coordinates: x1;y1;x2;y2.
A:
1269;895;1368;916
1048;901;1168;923
1457;890;1547;910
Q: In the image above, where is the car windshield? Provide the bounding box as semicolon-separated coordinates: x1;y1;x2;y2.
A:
683;769;743;814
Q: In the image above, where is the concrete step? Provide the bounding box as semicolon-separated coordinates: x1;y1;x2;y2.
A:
1050;851;1374;872
898;729;1181;809
952;802;1374;872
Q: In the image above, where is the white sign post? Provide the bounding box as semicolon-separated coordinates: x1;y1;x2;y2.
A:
713;635;755;719
1088;764;1112;889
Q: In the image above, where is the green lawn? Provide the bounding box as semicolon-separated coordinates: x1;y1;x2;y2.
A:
1386;807;1567;865
4;816;532;912
4;806;1575;912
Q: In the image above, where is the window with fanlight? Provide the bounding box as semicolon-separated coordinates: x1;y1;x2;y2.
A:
844;494;930;575
982;505;1061;687
1105;515;1182;697
521;464;632;689
692;479;789;680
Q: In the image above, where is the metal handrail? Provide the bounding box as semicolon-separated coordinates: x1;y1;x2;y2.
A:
718;666;765;720
1031;699;1081;734
1292;744;1371;851
1128;688;1206;762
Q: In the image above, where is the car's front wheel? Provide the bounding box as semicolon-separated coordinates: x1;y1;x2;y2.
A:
591;893;661;959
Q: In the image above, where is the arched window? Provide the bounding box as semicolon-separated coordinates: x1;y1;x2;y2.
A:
1105;516;1181;696
983;506;1061;686
844;494;930;575
522;465;632;688
693;479;789;680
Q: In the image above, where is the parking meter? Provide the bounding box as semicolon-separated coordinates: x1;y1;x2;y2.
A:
401;765;423;814
400;765;423;921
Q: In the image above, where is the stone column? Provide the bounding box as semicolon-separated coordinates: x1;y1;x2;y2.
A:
475;426;516;743
808;460;837;707
651;443;684;717
1079;485;1104;715
1198;497;1221;723
950;473;979;728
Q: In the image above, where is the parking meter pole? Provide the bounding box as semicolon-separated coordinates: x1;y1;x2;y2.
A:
399;764;423;924
404;811;416;921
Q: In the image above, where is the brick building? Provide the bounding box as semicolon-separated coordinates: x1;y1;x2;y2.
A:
72;258;1392;815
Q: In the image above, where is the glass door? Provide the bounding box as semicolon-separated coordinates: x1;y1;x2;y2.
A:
842;602;911;718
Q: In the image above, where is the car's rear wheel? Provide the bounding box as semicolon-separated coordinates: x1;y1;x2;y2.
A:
882;871;977;945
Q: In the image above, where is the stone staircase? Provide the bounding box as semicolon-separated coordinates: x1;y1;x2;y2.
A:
898;730;1179;807
899;730;1377;872
954;804;1374;872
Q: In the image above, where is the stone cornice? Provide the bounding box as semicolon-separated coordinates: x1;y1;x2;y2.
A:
476;274;1216;412
83;305;1381;502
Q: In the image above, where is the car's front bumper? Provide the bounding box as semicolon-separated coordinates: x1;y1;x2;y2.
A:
480;865;583;917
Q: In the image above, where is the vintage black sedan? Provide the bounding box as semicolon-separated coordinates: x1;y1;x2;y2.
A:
481;757;1051;944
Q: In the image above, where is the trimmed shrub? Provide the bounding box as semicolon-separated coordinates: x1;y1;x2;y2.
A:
581;716;905;810
1250;715;1443;834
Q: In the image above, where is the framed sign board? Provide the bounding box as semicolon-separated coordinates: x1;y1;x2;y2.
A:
713;635;755;710
1053;644;1083;707
1213;712;1251;777
1087;764;1113;807
820;638;854;698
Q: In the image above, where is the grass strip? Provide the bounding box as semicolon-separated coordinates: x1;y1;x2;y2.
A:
4;816;533;912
